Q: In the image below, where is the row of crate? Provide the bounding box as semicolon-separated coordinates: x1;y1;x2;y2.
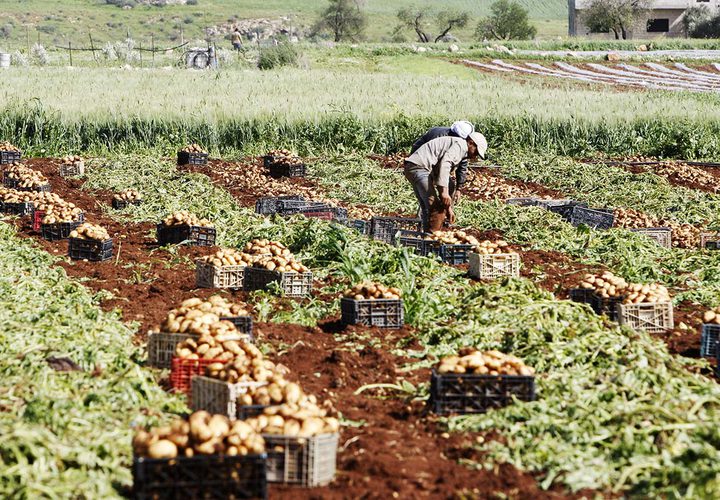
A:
177;150;308;180
569;288;674;333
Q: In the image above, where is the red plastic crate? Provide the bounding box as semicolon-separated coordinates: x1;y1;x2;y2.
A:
170;357;223;394
33;210;45;232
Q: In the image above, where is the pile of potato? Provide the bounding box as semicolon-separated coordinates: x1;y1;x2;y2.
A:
114;189;142;202
133;411;265;459
436;348;534;376
473;239;516;255
165;296;250;327
206;356;286;385
703;306;720;324
577;271;671;304
60;155;84;166
613;207;700;248
42;206;84;224
342;281;402;300
199;248;258;268
253;254;309;274
246;402;340;437
175;328;254;362
3;163;48;190
0;141;20;152
162;210;214;228
235;376;316;408
266;149;302;166
244;239;288;257
182;144;207;154
463;171;534;201
347;206;375;220
0;187;34;203
426;230;480;246
69;223;110;241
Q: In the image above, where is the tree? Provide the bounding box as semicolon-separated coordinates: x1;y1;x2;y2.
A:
476;0;536;40
395;6;471;43
581;0;652;40
683;5;720;38
314;0;367;42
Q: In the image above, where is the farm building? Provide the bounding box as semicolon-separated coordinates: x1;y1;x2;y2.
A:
568;0;714;38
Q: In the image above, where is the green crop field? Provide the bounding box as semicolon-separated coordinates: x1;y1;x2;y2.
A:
4;8;720;498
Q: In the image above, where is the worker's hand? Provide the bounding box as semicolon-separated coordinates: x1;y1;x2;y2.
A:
452;190;461;204
447;207;456;225
441;192;452;208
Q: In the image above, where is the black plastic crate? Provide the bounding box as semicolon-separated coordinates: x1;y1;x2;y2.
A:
428;370;536;415
701;324;720;358
112;199;142;210
370;216;423;244
340;297;404;328
156;223;216;247
177;151;209;166
348;219;370;235
592;294;625;321
268;163;306;179
220;315;254;341
569;288;595;308
505;197;538;206
41;221;82;241
68;238;113;262
546;200;589;221
276;200;331;216
0;150;21;165
254;195;305;215
133;453;267;500
262;155;275;168
332;207;348;223
1;201;34;216
237;405;269;420
441;244;476;265
396;230;442;258
569;207;615;230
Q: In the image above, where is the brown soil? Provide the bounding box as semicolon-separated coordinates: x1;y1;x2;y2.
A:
7;158;599;498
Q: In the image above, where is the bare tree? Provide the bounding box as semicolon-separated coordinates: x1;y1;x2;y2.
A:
395;6;470;43
396;7;431;43
582;0;653;40
434;10;470;42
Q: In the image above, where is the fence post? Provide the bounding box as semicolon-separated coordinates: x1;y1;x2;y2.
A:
89;33;98;64
151;34;155;67
139;42;143;67
68;41;73;67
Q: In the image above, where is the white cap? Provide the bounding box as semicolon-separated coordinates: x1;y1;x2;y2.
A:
468;132;487;159
450;120;474;139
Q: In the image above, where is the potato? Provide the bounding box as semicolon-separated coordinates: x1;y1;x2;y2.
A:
147;440;178;459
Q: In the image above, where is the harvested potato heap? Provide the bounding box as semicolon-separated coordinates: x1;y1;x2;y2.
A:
175;325;252;362
347;206;375;220
235;377;316;407
703;306;720;324
266;149;302;166
133;411;265;459
206;355;285;385
161;295;250;337
60;155;84;166
0;187;35;203
342;282;402;300
182;143;207;154
69;223;110;241
0;141;20;152
114;189;142;202
246;402;340;437
199;248;257;267
42;206;84;224
463;171;534;201
253;253;309;273
577;272;671;304
437;348;534;376
613;207;700;249
4;163;48;189
163;210;214;228
33;192;81;214
244;239;288;257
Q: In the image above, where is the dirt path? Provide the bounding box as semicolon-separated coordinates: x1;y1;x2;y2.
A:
7;158;596;499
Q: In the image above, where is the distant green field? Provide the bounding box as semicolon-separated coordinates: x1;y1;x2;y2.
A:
0;0;567;49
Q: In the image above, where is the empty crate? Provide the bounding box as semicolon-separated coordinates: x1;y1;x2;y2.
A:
156;224;216;247
468;252;520;279
617;302;674;334
195;260;246;290
264;433;338;487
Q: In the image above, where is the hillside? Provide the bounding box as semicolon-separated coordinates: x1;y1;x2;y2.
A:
0;0;567;49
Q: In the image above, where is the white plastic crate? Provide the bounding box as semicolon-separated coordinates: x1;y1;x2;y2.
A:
468;252;520;280
617;301;674;333
264;433;338;486
195;260;246;289
191;376;267;418
147;332;194;369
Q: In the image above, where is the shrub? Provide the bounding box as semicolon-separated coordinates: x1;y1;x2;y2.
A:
257;42;299;70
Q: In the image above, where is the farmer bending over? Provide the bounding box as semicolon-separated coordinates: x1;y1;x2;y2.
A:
404;129;487;231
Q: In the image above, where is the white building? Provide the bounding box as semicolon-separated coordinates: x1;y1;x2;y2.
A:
568;0;719;38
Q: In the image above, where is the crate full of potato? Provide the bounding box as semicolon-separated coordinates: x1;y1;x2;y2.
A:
132;411;267;499
58;155;85;178
340;282;404;329
112;189;143;210
149;296;253;369
157;211;216;247
177;143;209;166
246;403;340;486
468;240;520;280
1;189;36;216
3;163;50;192
395;230;443;258
700;306;720;358
195;240;279;289
0;142;21;164
192;365;312;421
429;229;484;264
428;349;536;415
263;149;307;178
68;223;113;261
243;253;312;298
39;207;85;241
